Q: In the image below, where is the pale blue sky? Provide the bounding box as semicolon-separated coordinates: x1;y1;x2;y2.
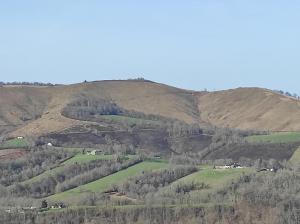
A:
1;1;300;93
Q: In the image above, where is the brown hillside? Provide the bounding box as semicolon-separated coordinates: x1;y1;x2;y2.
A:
197;87;300;131
2;81;201;137
1;81;300;137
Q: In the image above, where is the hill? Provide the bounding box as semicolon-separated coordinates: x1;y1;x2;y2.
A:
1;81;300;138
197;87;300;131
1;80;202;138
1;81;299;224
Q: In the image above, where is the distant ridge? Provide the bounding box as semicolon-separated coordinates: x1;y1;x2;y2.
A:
1;80;300;137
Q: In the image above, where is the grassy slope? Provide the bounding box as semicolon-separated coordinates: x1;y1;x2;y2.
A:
0;138;28;149
179;167;253;186
290;147;300;164
49;160;168;201
247;132;300;143
63;154;138;165
164;167;254;198
22;154;126;184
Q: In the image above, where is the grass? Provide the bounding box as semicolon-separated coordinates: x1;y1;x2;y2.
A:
246;132;300;143
163;167;254;198
46;166;253;211
178;168;253;186
63;154;137;165
22;153;131;184
101;115;159;126
48;160;168;201
290;147;300;165
0;138;28;149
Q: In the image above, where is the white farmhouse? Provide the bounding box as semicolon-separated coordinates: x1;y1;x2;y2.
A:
87;150;96;156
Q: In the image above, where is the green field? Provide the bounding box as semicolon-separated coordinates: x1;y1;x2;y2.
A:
48;160;168;201
63;154;137;165
0;138;28;149
176;167;253;187
101;115;159;125
290;147;300;165
246;132;300;143
164;167;254;198
23;153;128;183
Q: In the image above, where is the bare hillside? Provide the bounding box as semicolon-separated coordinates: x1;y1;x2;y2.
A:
197;87;300;131
1;81;300;137
2;81;201;137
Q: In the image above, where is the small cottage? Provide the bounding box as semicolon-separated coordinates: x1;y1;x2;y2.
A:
50;202;66;209
87;150;96;156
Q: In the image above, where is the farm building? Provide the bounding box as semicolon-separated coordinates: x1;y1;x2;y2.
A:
257;168;277;172
216;162;243;169
86;149;103;155
87;150;96;155
50;202;66;209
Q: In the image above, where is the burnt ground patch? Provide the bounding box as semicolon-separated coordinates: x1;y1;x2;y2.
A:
205;142;300;161
167;134;212;154
42;128;212;155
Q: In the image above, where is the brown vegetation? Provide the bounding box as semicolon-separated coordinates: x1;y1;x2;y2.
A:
0;149;28;160
197;87;300;131
2;80;300;139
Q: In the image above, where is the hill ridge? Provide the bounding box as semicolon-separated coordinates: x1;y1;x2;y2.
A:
1;80;300;137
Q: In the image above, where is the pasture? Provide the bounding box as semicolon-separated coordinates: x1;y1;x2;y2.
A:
163;167;254;199
48;160;168;201
22;153;130;184
0;138;28;149
63;154;137;165
246;132;300;143
290;147;300;165
180;167;253;187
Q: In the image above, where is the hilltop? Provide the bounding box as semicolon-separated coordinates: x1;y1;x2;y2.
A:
197;87;300;131
1;80;300;138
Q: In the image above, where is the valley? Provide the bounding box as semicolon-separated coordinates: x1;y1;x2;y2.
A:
0;80;299;224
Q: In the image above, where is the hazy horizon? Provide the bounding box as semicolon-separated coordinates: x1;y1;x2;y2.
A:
1;1;300;94
1;78;298;95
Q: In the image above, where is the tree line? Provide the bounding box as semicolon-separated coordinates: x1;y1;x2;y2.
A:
9;156;142;198
0;81;59;86
0;148;73;186
115;165;198;199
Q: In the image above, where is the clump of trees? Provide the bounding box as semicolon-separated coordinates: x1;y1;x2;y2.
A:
221;169;300;223
10;156;141;198
126;77;153;82
116;166;198;199
62;98;123;119
0;148;74;186
0;81;58;86
62;96;204;132
274;89;300;100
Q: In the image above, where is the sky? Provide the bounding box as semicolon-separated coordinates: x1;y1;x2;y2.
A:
1;1;300;93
